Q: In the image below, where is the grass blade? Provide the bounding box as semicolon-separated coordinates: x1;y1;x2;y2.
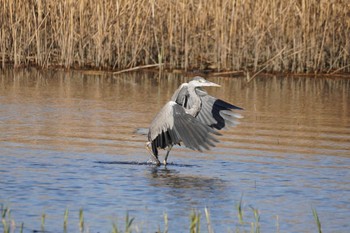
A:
312;208;322;233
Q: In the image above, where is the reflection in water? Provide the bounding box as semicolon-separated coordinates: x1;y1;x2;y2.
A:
147;166;224;190
0;69;349;233
95;160;196;167
145;166;228;211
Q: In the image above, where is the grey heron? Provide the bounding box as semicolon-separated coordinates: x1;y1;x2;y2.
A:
147;76;243;165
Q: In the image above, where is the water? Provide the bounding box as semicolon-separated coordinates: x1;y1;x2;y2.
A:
0;69;349;233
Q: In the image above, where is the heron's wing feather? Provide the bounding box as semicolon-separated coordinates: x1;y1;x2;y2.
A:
172;104;219;151
148;102;179;154
195;89;243;130
148;101;219;155
171;83;189;106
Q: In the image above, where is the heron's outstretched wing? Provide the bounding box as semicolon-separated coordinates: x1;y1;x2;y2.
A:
195;88;243;130
170;83;243;130
148;101;219;156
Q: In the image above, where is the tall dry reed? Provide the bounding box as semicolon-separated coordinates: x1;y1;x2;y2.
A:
0;0;349;73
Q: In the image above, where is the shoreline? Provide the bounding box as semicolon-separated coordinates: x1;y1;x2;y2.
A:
2;63;349;80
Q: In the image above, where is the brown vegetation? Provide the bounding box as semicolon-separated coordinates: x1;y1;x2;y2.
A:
0;0;349;73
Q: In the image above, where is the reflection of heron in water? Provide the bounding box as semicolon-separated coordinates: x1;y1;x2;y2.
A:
148;166;225;191
147;76;243;166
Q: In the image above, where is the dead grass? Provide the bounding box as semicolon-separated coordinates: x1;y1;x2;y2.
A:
0;0;349;73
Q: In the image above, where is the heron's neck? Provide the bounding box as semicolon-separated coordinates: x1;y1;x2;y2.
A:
184;86;201;117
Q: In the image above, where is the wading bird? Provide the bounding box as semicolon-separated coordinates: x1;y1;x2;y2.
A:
147;76;242;165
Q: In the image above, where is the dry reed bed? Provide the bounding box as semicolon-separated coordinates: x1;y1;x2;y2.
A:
0;0;349;73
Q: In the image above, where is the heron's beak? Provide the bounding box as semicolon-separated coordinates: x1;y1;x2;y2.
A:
205;81;221;87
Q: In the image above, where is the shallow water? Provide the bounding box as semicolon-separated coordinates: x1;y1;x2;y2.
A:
0;69;349;233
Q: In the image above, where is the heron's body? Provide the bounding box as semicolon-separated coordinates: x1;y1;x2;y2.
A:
147;76;242;165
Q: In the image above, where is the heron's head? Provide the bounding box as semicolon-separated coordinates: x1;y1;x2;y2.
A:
189;76;221;87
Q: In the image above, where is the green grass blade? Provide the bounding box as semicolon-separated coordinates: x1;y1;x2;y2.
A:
79;208;84;233
312;208;322;233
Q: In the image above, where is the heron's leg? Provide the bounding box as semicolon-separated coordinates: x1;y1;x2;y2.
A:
163;145;173;166
146;142;161;166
